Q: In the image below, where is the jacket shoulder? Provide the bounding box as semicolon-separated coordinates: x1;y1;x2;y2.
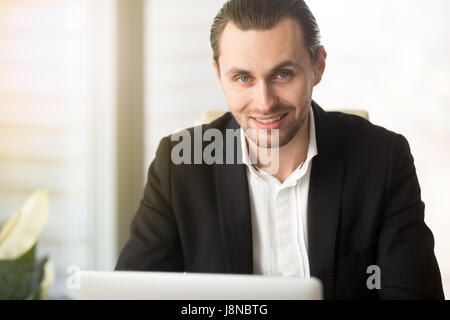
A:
322;110;401;152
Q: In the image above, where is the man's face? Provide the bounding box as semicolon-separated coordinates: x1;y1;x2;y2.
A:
213;17;326;148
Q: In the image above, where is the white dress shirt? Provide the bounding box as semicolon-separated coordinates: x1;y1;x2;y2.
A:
240;106;318;277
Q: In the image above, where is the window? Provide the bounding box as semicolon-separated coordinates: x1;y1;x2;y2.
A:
0;0;116;298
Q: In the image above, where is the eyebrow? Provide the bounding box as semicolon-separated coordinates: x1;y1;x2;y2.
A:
225;60;302;77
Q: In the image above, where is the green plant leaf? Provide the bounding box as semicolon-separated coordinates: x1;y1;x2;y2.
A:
0;189;49;259
0;244;39;299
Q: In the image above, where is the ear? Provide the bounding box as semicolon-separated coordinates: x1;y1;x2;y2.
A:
313;46;327;86
212;58;221;83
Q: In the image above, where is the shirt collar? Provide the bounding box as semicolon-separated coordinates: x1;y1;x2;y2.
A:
240;105;318;181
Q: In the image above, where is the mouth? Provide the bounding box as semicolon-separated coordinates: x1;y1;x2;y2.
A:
251;113;288;129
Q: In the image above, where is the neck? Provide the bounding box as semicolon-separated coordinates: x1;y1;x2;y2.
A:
246;112;310;183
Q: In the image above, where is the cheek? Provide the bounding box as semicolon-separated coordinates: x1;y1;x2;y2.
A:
283;77;312;105
277;87;305;109
223;85;251;112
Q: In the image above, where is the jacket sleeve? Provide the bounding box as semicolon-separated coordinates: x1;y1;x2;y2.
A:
115;136;185;271
377;133;444;299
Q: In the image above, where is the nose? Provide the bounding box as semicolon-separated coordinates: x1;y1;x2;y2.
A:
255;80;277;113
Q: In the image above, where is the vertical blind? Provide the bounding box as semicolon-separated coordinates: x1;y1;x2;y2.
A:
0;0;94;297
144;0;227;167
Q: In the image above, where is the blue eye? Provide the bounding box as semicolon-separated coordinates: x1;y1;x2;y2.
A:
237;76;250;83
278;71;290;79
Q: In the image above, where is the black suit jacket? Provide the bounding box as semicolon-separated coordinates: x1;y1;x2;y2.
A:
116;101;444;300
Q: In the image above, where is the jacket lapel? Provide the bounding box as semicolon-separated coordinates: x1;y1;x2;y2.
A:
307;102;345;299
307;154;344;299
214;116;253;274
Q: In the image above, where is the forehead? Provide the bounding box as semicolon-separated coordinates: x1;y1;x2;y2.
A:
218;17;310;73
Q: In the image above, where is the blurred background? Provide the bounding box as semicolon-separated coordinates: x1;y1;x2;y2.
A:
0;0;449;299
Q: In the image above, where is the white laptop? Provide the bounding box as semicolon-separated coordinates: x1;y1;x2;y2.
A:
75;271;323;300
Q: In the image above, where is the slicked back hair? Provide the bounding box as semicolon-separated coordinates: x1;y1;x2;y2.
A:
210;0;321;69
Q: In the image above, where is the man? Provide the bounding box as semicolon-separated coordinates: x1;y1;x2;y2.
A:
116;0;444;300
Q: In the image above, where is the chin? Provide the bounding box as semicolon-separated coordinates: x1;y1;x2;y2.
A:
245;129;291;149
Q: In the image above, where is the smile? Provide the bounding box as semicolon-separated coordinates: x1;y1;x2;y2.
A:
251;113;288;130
254;115;284;124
